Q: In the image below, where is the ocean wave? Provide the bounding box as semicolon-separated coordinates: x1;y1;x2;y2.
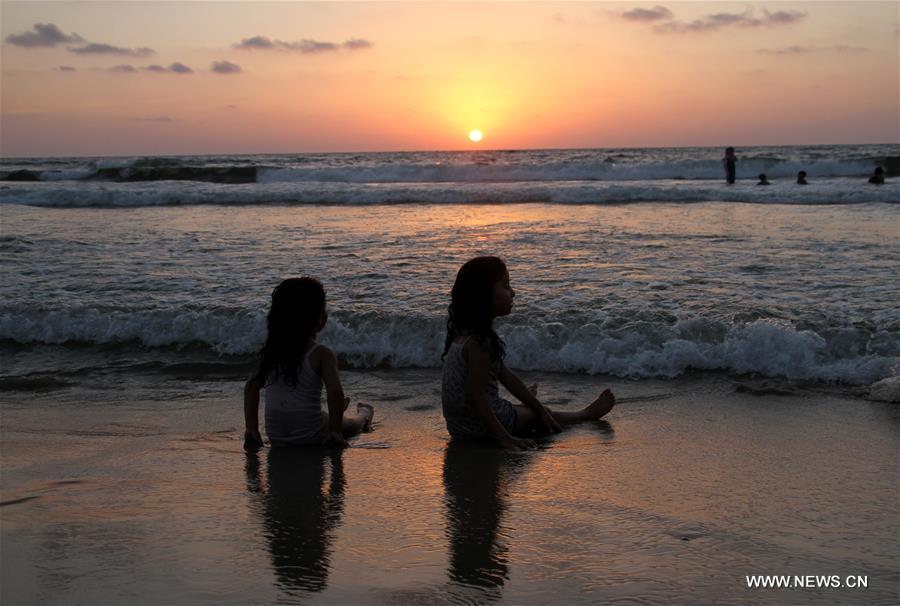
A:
1;308;896;384
0;158;890;185
0;178;896;207
256;157;886;183
2;148;896;185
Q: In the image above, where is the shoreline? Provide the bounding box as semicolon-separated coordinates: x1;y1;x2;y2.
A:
0;355;889;401
2;370;898;604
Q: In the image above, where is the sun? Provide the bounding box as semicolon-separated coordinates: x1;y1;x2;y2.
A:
468;129;483;143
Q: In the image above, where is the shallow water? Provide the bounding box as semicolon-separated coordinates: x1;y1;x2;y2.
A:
2;202;898;384
2;371;898;605
2;145;898;207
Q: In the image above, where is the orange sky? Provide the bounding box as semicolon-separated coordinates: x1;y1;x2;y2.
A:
2;1;898;156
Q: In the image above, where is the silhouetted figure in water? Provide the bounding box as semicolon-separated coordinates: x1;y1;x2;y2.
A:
442;256;615;450
243;277;374;451
868;166;885;184
245;448;345;595
723;147;737;184
443;443;518;600
757;173;770;186
796;171;808;185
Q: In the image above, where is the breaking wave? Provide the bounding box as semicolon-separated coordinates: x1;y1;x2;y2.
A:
1;307;896;384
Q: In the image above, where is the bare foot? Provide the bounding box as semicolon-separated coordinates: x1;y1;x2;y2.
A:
357;403;374;432
588;389;615;419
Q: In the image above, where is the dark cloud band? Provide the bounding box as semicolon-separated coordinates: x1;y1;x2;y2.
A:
234;35;373;53
654;9;807;34
105;63;194;74
6;23;82;48
617;7;807;34
621;6;673;22
69;43;155;57
756;45;868;55
211;60;242;74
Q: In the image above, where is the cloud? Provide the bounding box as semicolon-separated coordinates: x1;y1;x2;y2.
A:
211;60;242;74
69;43;154;57
235;35;336;53
620;6;673;22
56;65;77;72
105;63;192;75
234;35;372;53
133;62;194;74
343;38;372;50
290;39;339;53
235;35;277;50
5;23;82;48
755;45;868;55
655;8;807;34
765;10;807;25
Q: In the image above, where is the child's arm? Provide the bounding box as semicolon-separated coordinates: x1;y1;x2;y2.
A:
318;347;350;447
243;377;264;451
499;364;562;433
466;341;535;449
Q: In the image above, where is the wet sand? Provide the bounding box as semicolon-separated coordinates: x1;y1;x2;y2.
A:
1;370;898;605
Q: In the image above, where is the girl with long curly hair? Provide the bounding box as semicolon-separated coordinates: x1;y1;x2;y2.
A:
441;256;615;449
243;277;373;450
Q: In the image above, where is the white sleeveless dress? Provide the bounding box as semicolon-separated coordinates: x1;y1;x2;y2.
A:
264;344;328;447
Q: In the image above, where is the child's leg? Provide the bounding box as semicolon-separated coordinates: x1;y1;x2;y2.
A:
550;389;615;424
341;403;374;437
513;390;615;434
512;405;539;434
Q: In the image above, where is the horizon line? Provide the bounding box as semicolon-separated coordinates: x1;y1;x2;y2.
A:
3;140;899;161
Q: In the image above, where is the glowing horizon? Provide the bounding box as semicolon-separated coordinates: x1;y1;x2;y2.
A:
1;1;898;157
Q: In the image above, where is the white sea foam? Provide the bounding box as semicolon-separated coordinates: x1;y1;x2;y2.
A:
1;308;895;384
256;158;878;183
3;145;896;206
3;149;892;183
1;178;896;207
869;376;900;402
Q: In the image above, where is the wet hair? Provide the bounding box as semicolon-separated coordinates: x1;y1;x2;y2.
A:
725;147;735;155
442;256;507;363
874;166;884;175
798;171;807;178
254;277;326;386
758;173;767;181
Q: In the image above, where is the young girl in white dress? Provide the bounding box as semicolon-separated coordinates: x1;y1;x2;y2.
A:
441;256;615;449
244;278;373;450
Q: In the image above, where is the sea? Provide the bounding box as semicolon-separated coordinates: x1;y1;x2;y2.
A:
1;144;898;391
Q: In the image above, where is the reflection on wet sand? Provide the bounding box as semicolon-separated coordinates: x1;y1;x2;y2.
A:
245;448;345;596
442;442;531;602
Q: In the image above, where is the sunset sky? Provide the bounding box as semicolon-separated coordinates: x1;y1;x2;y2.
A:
2;1;898;156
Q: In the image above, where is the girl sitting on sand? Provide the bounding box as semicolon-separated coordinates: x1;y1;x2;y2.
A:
244;277;373;450
441;256;615;450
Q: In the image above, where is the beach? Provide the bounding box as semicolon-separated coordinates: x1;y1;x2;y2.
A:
3;0;899;599
2;368;898;605
1;146;899;604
